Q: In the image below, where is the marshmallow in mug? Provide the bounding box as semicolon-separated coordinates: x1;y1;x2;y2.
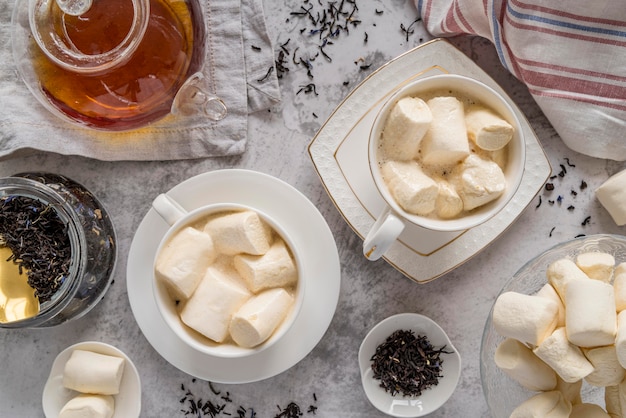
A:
155;208;299;349
376;89;513;220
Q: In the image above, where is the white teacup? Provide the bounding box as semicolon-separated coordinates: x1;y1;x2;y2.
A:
151;193;304;358
363;74;526;261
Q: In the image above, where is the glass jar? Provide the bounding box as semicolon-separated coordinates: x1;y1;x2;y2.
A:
0;172;116;328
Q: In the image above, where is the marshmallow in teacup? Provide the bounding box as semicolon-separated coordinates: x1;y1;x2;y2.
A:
465;104;514;151
380;97;432;161
204;210;272;256
420;96;470;167
380;160;438;216
234;239;297;293
453;154;506;211
180;265;251;343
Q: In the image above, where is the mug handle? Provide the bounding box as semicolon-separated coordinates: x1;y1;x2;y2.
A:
152;194;188;226
362;208;406;261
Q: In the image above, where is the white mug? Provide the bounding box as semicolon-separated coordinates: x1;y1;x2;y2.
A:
363;74;526;261
151;193;305;358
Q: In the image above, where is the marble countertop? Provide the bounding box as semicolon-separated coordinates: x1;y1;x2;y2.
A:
1;1;625;417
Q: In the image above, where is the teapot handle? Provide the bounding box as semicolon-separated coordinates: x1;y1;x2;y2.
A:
171;72;228;121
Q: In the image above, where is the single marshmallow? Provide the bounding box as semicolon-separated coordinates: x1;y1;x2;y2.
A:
583;345;625;387
492;291;559;346
535;283;565;327
465;104;514;151
546;258;590;302
234;239;298;293
613;263;626;312
533;327;594;383
59;394;114;418
509;391;571;418
180;266;251;343
380;97;432;161
381;160;438;216
565;278;616;347
434;180;463;219
229;288;294;348
596;169;626;226
614;310;626;368
494;338;557;391
605;379;626;417
575;252;615;283
62;350;125;395
204;210;272;256
420;96;470;167
570;403;611;418
554;376;582;405
453;154;506;211
155;227;216;301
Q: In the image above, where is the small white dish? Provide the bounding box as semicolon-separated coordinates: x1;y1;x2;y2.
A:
126;169;341;383
42;341;141;418
308;38;551;282
359;313;461;417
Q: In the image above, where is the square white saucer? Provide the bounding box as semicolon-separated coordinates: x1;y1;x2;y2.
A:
308;39;551;283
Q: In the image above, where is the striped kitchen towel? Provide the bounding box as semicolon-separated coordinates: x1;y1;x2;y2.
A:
417;0;626;161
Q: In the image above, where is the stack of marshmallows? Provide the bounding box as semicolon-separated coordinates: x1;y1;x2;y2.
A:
493;251;626;417
379;94;513;219
59;349;125;418
155;210;297;348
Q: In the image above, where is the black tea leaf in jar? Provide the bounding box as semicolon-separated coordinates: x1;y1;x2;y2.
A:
0;173;116;327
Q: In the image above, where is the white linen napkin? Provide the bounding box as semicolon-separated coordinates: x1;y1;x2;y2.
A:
0;0;280;161
416;0;626;161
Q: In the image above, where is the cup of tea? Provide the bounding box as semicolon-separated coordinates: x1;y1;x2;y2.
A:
363;74;526;261
150;194;305;358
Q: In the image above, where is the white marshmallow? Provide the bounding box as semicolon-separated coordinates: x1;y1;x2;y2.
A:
575;251;615;283
596;169;626;226
533;328;594;383
582;345;625;387
204;210;272;256
606;379;626;417
420;96;470;167
570;403;611;418
453;154;506;211
62;350;125;395
59;394;114;418
565;278;616;347
546;258;590;302
380;97;432;161
234;238;298;294
614;310;626;368
434;180;463;219
492;291;559;346
535;283;565;327
494;338;557;391
229;288;293;348
465;104;514;151
381;160;438;216
613;263;626;312
509;391;571;418
155;227;216;301
180;266;251;343
553;376;582;405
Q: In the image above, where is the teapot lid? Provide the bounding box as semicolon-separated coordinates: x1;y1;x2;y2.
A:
29;0;150;73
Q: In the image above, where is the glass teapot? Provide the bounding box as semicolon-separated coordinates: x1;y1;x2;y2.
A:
11;0;227;131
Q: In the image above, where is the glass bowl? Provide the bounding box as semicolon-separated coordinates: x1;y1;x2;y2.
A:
480;234;626;417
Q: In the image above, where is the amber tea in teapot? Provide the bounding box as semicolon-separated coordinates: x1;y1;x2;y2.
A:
13;0;218;131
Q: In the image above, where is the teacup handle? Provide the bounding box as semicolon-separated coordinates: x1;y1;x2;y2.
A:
152;194;188;226
362;208;406;261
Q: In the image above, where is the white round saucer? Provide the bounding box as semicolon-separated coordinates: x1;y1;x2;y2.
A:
126;169;341;383
42;341;141;418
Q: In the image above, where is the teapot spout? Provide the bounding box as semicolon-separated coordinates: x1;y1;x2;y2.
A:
172;72;227;121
